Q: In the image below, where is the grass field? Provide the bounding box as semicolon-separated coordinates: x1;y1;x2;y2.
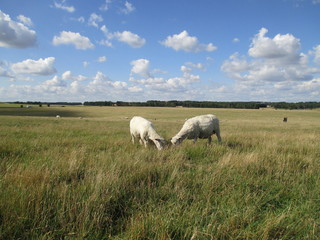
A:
1;106;319;239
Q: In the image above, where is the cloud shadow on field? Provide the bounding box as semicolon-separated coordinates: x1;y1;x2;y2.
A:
0;107;84;118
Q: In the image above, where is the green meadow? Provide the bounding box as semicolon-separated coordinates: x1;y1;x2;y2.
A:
0;105;319;239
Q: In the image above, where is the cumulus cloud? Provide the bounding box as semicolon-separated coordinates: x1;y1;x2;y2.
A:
77;17;85;23
0;67;13;78
87;72;128;94
100;25;145;48
248;27;301;63
97;56;107;62
221;28;320;100
129;59;201;93
0;70;135;102
99;39;113;47
130;59;152;78
233;38;240;43
161;30;217;53
100;0;112;11
185;62;206;71
221;53;251;80
83;61;90;68
88;13;103;28
52;31;94;50
0;61;13;78
128;86;143;93
61;71;87;81
54;1;75;13
11;57;57;76
132;72;200;93
122;1;135;14
112;31;145;48
17;15;33;27
313;45;320;63
0;10;37;48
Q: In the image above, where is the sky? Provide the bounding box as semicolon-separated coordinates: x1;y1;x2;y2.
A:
0;0;320;103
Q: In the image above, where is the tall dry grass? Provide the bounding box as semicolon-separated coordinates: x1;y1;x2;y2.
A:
0;107;319;239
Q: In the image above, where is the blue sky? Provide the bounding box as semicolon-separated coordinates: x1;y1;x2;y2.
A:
0;0;320;102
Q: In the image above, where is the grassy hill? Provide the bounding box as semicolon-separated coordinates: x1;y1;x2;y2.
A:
1;106;319;239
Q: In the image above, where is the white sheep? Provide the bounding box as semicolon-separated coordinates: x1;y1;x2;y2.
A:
171;114;221;145
130;116;166;150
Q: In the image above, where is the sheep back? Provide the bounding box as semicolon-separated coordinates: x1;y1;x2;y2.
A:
172;114;221;144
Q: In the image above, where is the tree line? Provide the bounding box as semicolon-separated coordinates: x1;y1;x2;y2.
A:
83;100;320;109
12;101;82;106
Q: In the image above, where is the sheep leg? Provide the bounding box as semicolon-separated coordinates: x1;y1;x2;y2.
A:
216;130;222;143
142;139;148;148
131;134;135;144
207;136;212;145
193;137;198;144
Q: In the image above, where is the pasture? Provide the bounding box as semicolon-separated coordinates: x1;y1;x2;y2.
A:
0;105;319;239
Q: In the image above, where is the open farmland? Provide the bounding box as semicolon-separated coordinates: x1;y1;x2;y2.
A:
0;106;319;239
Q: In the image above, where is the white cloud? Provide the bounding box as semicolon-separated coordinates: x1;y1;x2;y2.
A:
0;10;37;48
122;1;135;14
130;60;201;93
88;13;103;28
87;72;128;94
0;67;13;78
97;56;107;62
0;71;134;102
152;69;168;74
44;75;67;87
185;62;206;71
233;38;240;43
11;57;57;76
112;31;145;48
128;86;143;93
0;61;13;78
83;61;90;68
52;31;94;50
313;45;320;63
99;39;113;47
130;59;152;78
181;65;192;73
100;25;109;35
220;28;320;101
61;71;87;81
77;17;85;23
100;25;145;48
161;30;217;53
54;1;75;13
296;78;320;93
248;28;301;63
100;0;112;11
221;53;251;80
17;15;33;27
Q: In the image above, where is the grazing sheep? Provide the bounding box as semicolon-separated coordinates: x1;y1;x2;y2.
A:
56;115;61;118
130;116;166;150
171;114;221;145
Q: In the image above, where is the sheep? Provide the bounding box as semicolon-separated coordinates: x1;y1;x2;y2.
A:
130;116;166;150
171;114;221;145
